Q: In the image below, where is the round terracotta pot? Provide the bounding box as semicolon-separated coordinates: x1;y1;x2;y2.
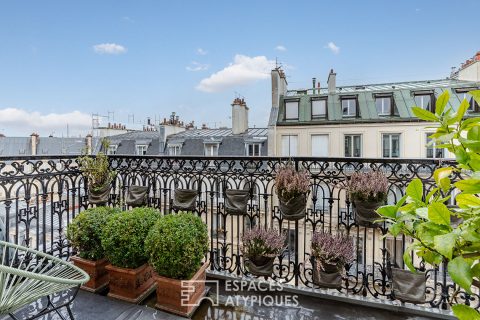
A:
279;193;307;221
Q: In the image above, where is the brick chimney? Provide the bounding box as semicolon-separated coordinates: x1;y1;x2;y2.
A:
30;133;39;155
231;98;249;135
328;69;336;94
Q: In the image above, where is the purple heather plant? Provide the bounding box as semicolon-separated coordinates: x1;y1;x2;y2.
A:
241;227;286;259
311;232;354;270
347;171;388;202
275;165;310;202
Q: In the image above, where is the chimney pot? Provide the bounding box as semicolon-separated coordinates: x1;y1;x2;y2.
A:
327;69;336;94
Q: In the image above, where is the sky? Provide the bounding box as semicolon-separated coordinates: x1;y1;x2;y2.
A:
0;0;479;136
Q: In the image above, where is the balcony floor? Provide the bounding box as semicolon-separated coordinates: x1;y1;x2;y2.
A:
2;286;441;320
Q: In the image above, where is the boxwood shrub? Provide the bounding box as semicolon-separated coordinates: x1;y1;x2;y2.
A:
101;207;161;269
145;213;208;280
66;206;120;260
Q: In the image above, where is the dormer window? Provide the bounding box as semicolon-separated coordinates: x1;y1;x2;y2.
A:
136;145;148;155
285;100;299;120
413;91;434;111
341;96;357;117
107;144;117;155
375;94;398;116
456;89;479;113
311;98;327;118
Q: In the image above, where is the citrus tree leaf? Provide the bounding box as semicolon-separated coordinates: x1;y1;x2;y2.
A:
435;90;450;116
406;178;423;201
452;305;480;320
448;256;473;294
428;203;451;226
412;107;437;121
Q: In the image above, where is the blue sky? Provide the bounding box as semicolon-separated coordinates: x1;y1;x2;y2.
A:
0;0;479;136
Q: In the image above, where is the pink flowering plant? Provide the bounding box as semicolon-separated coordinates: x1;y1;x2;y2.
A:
311;232;355;270
346;171;388;202
275;165;310;202
241;227;286;259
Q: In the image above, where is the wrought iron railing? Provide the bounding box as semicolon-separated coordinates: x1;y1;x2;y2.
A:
0;155;476;312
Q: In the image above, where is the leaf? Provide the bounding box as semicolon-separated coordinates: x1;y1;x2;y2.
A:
460;117;480;131
455;179;480;194
448;256;473;294
470;90;480;105
415;207;428;219
403;244;416;273
456;194;480;208
389;222;404;237
435;90;450;116
412;107;438;121
428;203;451;226
472;263;480;278
454;98;471;122
376;205;397;219
452;305;480;320
434;167;452;185
434;233;457;260
406;178;423;202
468;126;480;141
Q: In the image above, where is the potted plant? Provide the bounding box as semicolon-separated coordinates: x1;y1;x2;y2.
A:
346;171;388;227
310;232;354;289
224;189;250;215
145;212;209;317
241;227;286;277
67;206;120;292
275;165;310;221
390;267;426;304
78;142;116;206
101;207;160;303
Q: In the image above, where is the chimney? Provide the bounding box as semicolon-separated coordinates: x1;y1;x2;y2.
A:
147;117;151;125
30;133;39;155
86;134;93;155
231;97;249;134
312;78;316;94
328;69;336;94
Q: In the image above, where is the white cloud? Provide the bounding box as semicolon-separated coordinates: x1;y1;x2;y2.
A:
196;55;275;93
275;45;287;52
325;42;340;54
93;43;127;55
196;48;208;55
186;61;209;72
0;108;91;135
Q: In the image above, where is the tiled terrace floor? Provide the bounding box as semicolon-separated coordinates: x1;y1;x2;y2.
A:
2;285;443;320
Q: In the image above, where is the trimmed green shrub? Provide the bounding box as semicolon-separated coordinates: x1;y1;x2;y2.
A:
67;206;120;260
101;207;161;269
145;213;208;280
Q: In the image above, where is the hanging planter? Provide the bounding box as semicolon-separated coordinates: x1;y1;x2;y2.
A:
245;256;275;277
225;189;250;215
126;185;149;208
172;189;198;211
311;259;342;289
88;184;112;206
279;193;307;221
353;200;384;227
391;268;426;304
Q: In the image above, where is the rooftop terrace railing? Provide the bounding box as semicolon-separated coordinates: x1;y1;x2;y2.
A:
0;155;476;313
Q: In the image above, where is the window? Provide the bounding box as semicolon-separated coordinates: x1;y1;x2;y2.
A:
457;91;480;112
382;134;400;158
354;235;364;265
204;144;219;156
341;98;357;117
414;94;433;111
386;237;404;268
344;135;362;157
168;144;181;155
282;228;296;259
376;96;393;116
281;135;298;157
246;143;261;156
311;98;327;118
311;135;329;157
426;133;445;158
107;145;117;155
136;145;147;155
285;101;299;120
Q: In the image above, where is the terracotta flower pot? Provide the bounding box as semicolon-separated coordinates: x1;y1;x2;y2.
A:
353;199;383;227
154;263;208;318
391;268;426;304
225;189;250;215
88;184;111;206
105;263;156;304
245;256;275;277
311;259;342;289
71;256;109;293
279;193;307;221
126;185;149;208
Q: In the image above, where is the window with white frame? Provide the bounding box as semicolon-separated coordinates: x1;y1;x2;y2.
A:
311;98;327;118
246;143;261;156
414;94;433;111
136;145;148;155
344;134;362;157
204;144;219;156
376;96;393;116
386;237;404;268
285;100;299;120
426;133;445;158
107;145;117;155
281;135;298;157
341;98;357;117
382;133;400;158
311;134;329;157
168;144;181;156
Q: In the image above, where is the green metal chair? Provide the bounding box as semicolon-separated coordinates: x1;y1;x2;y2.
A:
0;240;90;320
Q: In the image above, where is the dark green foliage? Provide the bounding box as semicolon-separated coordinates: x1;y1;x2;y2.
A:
145;213;208;280
101;207;161;269
67;206;120;260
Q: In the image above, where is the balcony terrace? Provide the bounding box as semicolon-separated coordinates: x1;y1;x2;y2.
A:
0;155;473;319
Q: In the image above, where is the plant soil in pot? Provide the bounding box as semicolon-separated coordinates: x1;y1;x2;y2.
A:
88;184;111;206
225;189;249;215
126;185;149;207
245;256;275;277
172;189;198;211
145;213;209;317
311;259;342;289
391;268;426;304
353;200;383;227
279;193;307;221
